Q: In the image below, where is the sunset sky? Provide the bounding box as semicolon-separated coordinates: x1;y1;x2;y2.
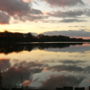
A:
0;0;90;33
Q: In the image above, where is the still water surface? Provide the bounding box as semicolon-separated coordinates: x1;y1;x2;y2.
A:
0;43;90;89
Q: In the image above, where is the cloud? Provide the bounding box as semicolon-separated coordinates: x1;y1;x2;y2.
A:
1;61;45;88
49;65;83;72
41;75;83;89
43;30;90;37
0;0;45;22
31;9;43;14
0;11;10;24
45;0;84;7
0;59;10;71
69;26;85;28
31;71;84;88
62;60;84;64
0;0;31;23
85;9;90;16
48;10;84;18
45;7;90;23
61;18;86;23
47;8;90;20
44;45;90;52
19;14;47;21
2;66;31;88
0;0;88;23
0;0;30;16
23;0;32;3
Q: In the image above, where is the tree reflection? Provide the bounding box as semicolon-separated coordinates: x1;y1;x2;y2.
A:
0;43;83;54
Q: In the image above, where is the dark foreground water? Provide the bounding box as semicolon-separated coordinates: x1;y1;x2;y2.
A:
0;42;90;89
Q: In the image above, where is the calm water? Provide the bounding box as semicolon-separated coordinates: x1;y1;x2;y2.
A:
0;43;90;89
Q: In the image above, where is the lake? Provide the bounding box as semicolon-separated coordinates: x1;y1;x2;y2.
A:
0;42;90;89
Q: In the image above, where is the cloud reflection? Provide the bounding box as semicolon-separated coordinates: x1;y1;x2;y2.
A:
0;43;90;89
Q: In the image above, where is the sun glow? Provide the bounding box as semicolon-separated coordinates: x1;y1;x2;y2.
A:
0;21;90;34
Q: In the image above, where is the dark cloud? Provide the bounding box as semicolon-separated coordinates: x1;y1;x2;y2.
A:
0;0;45;22
0;0;31;23
85;9;90;16
0;11;10;24
31;71;84;89
41;75;83;90
49;65;83;72
21;14;47;21
44;45;90;52
0;0;30;16
61;18;86;23
84;66;90;73
1;61;45;88
43;30;90;37
62;60;84;64
45;0;84;7
2;66;31;88
31;9;42;14
0;59;11;71
47;8;90;20
48;10;84;18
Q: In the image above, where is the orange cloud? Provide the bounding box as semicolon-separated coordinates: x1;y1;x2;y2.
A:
45;0;84;6
22;80;31;87
23;0;32;3
0;58;9;61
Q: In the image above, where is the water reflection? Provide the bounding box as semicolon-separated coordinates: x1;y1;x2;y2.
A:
0;43;84;54
0;43;90;89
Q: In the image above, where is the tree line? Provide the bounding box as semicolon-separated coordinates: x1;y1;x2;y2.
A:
0;31;89;43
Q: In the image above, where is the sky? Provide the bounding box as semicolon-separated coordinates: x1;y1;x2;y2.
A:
0;0;90;33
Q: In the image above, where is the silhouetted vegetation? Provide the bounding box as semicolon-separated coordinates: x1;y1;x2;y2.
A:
0;31;90;43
